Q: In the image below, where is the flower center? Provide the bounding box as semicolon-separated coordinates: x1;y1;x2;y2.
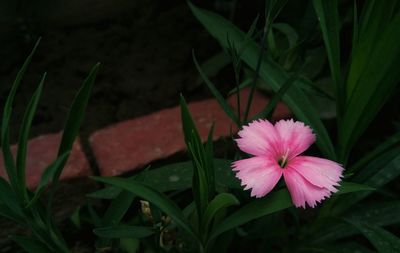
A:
278;149;290;168
278;157;288;168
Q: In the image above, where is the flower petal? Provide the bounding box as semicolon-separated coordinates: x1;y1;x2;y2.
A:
236;119;282;157
283;169;333;208
288;156;343;192
232;156;282;198
275;119;316;159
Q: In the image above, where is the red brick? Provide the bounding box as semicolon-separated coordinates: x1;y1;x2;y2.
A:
0;133;91;189
90;89;291;176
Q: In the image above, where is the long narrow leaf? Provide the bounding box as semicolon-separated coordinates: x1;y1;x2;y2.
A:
94;225;154;239
189;2;336;159
16;73;46;198
203;193;239;237
55;63;100;182
92;176;202;249
193;52;239;125
313;0;343;116
12;236;51;253
209;189;292;240
1;38;41;191
345;219;400;253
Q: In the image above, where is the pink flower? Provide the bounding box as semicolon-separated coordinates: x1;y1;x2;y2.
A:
232;119;343;208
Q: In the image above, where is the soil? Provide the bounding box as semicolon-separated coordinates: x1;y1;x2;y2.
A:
0;1;223;147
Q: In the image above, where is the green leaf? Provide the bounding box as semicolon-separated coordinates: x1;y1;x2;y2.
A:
345;219;400;253
88;159;238;199
313;201;400;243
101;191;135;226
209;189;292;240
92;176;202;248
252;64;304;120
193;52;239;125
16;73;46;198
1;38;41;191
336;181;375;195
27;152;70;206
195;52;231;86
189;2;336;159
348;131;400;174
303;242;376;253
180;95;211;218
334;148;400;214
0;203;25;223
12;236;51;253
94;225;154;239
55;63;100;182
203;193;239;237
339;5;400;161
312;0;343;116
0;177;24;217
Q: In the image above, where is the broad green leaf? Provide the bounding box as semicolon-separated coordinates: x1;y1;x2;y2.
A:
16;73;45;198
55;63;100;182
313;0;343;115
203;193;239;237
345;219;400;253
1;38;41;191
11;236;51;253
209;189;292;240
94;225;154;239
189;2;336;159
93;176;202;248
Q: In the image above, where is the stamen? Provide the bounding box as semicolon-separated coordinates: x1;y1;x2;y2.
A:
278;149;290;168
